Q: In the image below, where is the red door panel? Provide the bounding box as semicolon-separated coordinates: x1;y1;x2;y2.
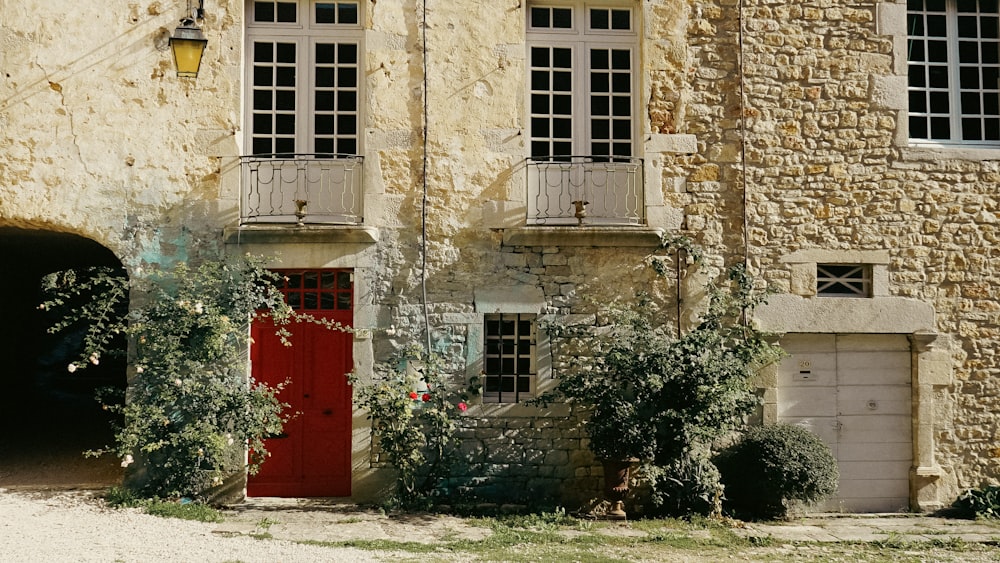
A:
248;269;353;497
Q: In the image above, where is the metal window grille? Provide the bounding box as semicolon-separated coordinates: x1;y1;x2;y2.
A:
816;264;872;298
908;0;1000;143
484;314;536;403
272;269;354;311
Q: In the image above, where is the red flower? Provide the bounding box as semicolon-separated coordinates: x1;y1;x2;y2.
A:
408;391;419;400
457;402;468;412
421;393;431;402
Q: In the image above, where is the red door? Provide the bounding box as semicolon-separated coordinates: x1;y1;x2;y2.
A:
248;269;353;497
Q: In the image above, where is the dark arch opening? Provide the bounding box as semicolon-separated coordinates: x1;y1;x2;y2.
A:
0;227;127;489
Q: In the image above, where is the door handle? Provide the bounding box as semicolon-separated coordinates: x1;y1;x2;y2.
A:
323;409;333;415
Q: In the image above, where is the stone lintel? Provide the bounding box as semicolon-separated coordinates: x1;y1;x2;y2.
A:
754;294;935;334
223;225;379;244
780;249;891;264
502;226;665;248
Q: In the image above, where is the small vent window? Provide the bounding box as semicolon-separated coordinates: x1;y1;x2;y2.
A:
817;264;871;297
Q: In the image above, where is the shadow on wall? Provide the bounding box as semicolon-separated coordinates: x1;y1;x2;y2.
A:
0;226;126;488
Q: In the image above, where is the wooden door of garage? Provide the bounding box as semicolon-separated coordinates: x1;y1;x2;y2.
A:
248;269;353;497
777;334;912;512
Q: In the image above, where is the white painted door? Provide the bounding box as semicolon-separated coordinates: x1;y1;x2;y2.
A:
777;334;912;512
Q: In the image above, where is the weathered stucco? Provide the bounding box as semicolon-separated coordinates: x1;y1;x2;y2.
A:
3;0;1000;510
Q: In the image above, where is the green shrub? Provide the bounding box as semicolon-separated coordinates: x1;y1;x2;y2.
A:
952;485;1000;519
716;424;838;519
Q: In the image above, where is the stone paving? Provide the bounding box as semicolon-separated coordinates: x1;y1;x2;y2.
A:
217;498;1000;546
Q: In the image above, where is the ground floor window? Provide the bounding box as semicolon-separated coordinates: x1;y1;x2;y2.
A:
483;313;536;403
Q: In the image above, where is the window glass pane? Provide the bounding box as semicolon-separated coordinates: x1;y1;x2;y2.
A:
254;2;275;22
316;67;335;87
335;115;354;134
552;8;572;28
927;40;948;62
909;39;926;62
591;96;610;116
962;117;983;138
338;68;358;87
591;72;610;93
253;67;273;86
315;115;335;134
316;43;336;64
338;271;352;289
276;113;295;134
553;48;572;69
304;292;318;309
612;73;631;93
339;43;358;64
910;90;928;112
338;92;357;111
314;137;334;154
276;90;295;110
611;9;631;29
276;66;296;86
531;47;549;67
275;137;295;155
957;15;979;37
985;117;1000;138
928;65;949;87
320;293;336;309
339;3;359;24
961;66;981;88
253;113;272;134
254;42;274;63
304;271;319;288
613;96;631;116
930;116;951;138
590;9;609;30
530;7;550;28
591;49;609;70
316;3;336;23
277;43;296;63
277;2;297;22
553;71;572;91
910;115;929;137
927;15;947;36
316;91;335;111
337;292;352;309
983;42;1000;63
930;90;951;112
253;90;273;110
611;50;631;70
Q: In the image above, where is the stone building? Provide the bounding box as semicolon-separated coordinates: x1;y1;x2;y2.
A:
1;0;998;512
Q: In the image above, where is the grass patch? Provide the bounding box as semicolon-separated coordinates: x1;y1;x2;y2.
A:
103;487;223;523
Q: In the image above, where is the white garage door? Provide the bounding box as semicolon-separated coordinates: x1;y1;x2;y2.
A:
777;334;912;512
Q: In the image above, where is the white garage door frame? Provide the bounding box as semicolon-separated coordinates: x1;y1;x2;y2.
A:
777;333;912;512
755;290;951;512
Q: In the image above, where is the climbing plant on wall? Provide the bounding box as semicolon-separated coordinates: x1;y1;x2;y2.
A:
40;256;301;499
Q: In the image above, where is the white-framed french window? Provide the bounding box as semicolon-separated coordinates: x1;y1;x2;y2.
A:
525;2;644;225
483;313;537;404
245;0;363;157
527;2;638;160
908;0;1000;144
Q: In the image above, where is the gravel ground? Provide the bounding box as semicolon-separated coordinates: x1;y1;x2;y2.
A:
0;489;392;563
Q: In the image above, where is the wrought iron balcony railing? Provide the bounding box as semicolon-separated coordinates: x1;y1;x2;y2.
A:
240;154;364;225
526;157;644;226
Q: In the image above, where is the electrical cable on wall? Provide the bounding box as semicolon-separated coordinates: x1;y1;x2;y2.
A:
420;0;432;354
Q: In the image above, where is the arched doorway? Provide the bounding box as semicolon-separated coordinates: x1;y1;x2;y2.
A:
0;227;127;488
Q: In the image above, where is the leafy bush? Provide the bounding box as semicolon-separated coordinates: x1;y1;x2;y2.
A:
541;260;784;516
952;485;1000;519
41;257;301;499
716;424;839;519
353;345;479;505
